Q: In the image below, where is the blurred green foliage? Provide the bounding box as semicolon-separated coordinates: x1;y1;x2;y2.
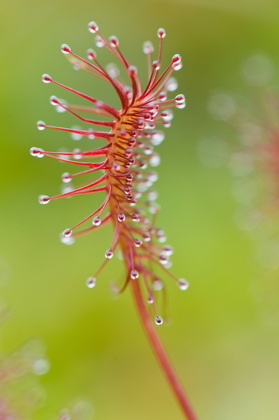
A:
1;0;279;419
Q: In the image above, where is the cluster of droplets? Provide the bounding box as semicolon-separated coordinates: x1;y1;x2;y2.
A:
33;22;189;325
0;337;50;419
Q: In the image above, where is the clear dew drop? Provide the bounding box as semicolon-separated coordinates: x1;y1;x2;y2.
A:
157;228;165;238
132;213;140;222
128;65;138;76
92;216;101;226
70;126;83;140
37;121;46;131
159;254;169;265
158;91;167;101
49;95;59;106
178;278;189;291
42;73;52;83
105;249;113;259
161;109;173;122
242;54;274;86
149;153;160;167
63;228;72;238
175;94;185;103
165;77;178;92
73;148;82;159
30;147;44;158
208;93;236;121
56;100;67;113
149;204;160;215
106;63;120;78
163;121;171;128
151;131;165;146
95;35;105;48
176;102;186;109
147;171;158;183
60;234;75;245
143;232;151;242
130;270;139;280
157;28;166;38
161;245;173;256
148;190;158;201
139;160;147;170
32;358;50;375
87;48;96;60
62;185;73;195
135;175;141;184
144;145;153;155
134;238;142;248
155;316;163;325
112;162;121;172
61;172;72;183
60;44;71;54
88;21;99;33
109;35;119;48
128;65;137;76
143;41;154;54
73;63;81;71
173;61;183;71
110;281;120;296
124;85;133;98
58;150;70;160
176;99;186;109
38;195;50;205
147;293;154;304
172;54;181;64
86;129;95;140
130;199;137;207
86;276;96;288
153;279;164;291
118;213;125;222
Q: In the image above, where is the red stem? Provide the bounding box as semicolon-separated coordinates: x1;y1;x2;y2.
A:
130;279;198;420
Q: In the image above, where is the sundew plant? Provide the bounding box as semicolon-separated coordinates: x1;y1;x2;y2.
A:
31;22;197;420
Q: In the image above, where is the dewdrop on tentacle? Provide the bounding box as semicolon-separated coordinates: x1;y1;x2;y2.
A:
153;279;164;291
105;249;113;259
63;228;72;238
92;217;101;226
88;21;99;33
130;270;139;280
37;121;46;131
60;44;71;54
86;277;96;288
62;172;72;183
38;195;50;205
42;74;52;83
87;48;97;61
178;278;190;291
30;147;44;158
155;316;163;325
118;213;125;222
34;22;189;325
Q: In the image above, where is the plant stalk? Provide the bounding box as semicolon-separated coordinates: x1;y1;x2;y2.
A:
130;279;198;420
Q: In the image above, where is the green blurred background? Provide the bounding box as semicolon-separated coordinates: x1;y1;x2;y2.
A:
1;0;279;419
